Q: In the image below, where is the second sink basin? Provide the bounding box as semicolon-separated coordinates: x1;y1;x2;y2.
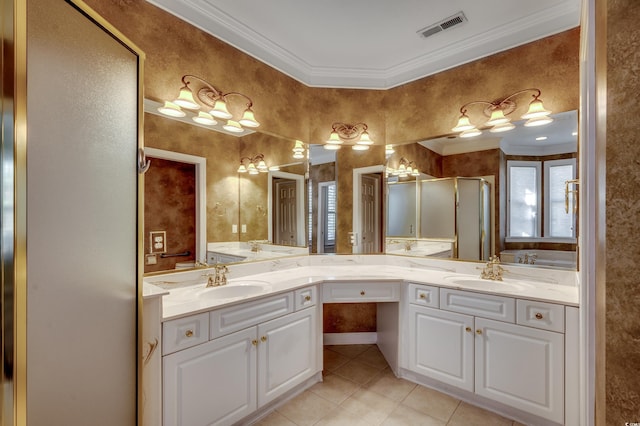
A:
444;276;530;292
195;281;271;300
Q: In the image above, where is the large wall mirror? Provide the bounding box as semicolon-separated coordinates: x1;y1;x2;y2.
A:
384;110;578;270
143;100;308;274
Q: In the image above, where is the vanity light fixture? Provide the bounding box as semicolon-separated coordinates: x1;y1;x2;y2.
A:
324;122;374;150
159;75;260;133
385;144;395;155
237;154;270;175
452;88;553;137
388;157;420;178
292;140;305;159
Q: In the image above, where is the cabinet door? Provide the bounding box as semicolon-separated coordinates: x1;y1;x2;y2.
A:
257;307;317;406
163;327;257;426
475;318;564;423
408;305;474;392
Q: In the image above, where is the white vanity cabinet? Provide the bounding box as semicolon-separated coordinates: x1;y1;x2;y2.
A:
163;287;320;426
406;285;567;424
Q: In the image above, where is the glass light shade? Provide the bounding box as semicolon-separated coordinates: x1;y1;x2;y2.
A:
210;99;233;119
223;120;244;133
460;128;482;138
247;163;259;175
411;168;420;177
398;163;407;173
292;140;305;153
238;108;260;128
452;113;476;132
174;87;200;109
352;144;369;151
268;165;280;171
398;171;408;178
157;101;186;118
193;111;217;126
237;164;247;173
385;144;395;155
292;151;304;159
521;99;551;119
485;109;510;126
326;131;343;144
406;166;413;174
357;131;374;145
323;143;341;150
524;116;554;127
256;159;268;171
489;122;516;133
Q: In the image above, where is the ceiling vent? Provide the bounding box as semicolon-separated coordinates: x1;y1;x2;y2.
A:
417;11;467;39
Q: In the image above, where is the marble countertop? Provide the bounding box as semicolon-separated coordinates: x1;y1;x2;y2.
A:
145;255;579;321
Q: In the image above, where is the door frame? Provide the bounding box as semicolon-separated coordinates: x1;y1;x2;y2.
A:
268;171;305;246
352;165;384;254
144;148;207;262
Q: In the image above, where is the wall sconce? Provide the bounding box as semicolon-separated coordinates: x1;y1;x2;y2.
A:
292;140;305;159
324;122;374;151
452;88;552;138
387;158;420;178
385;144;395;156
158;75;260;133
237;154;277;175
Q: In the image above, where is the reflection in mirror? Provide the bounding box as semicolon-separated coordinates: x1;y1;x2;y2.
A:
142;100;309;274
308;146;337;254
385;110;578;270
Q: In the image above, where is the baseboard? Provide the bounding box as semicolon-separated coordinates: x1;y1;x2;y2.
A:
323;332;377;345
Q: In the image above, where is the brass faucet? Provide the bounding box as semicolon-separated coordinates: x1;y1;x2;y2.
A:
480;255;506;281
202;264;228;287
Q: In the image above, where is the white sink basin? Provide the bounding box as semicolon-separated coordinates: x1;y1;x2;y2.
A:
195;281;271;300
169;280;271;302
444;276;530;292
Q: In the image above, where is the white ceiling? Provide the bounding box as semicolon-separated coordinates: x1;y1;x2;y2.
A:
147;0;581;89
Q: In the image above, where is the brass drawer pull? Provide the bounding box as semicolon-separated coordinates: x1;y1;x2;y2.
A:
261;336;267;342
419;293;426;299
304;295;311;301
185;329;194;338
535;313;544;320
465;327;472;333
252;339;258;346
360;291;366;296
476;329;482;335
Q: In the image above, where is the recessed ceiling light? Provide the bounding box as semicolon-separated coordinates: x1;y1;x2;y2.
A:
536;136;548;141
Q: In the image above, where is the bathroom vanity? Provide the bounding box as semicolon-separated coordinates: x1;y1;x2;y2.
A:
143;255;579;426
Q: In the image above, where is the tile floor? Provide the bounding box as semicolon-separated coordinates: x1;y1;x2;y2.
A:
253;344;524;426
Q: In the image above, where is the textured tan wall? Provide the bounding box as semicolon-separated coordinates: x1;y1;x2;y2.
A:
144;158;196;272
387;143;442;178
605;0;640;422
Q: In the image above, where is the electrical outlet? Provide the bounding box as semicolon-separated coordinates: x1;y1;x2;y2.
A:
232;224;238;233
146;254;157;265
150;231;166;253
241;224;247;233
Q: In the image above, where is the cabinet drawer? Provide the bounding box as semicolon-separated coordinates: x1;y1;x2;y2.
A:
162;312;209;355
294;286;317;311
210;292;294;339
440;289;515;322
517;299;565;332
322;282;400;303
407;283;439;307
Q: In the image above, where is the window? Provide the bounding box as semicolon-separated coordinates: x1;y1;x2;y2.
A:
507;158;576;241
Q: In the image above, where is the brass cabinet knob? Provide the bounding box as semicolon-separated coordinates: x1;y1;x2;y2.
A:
261;336;267;342
251;339;258;346
476;329;482;335
185;329;194;338
360;291;366;296
304;295;311;301
465;327;472;333
419;293;426;299
535;312;544;320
